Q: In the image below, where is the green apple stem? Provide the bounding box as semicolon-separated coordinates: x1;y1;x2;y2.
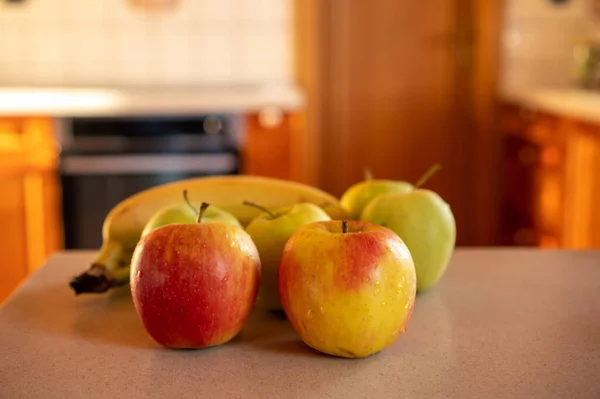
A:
182;189;198;215
342;220;349;234
196;202;210;223
414;163;441;189
242;200;277;219
364;168;373;181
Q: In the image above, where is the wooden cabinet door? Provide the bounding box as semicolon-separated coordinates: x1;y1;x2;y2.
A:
563;122;600;248
498;106;567;248
241;111;306;182
0;117;62;304
0;173;28;303
307;0;502;245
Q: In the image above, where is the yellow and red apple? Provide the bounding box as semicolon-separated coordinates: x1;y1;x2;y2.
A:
278;219;417;358
130;203;261;349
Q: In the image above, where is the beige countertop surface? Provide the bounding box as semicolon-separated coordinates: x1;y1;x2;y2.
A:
0;84;305;117
500;86;600;126
1;248;599;398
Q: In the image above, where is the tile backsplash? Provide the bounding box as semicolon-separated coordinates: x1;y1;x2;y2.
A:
0;0;292;86
500;0;600;90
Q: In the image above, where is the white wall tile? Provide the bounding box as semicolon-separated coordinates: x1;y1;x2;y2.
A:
0;17;26;64
27;0;70;26
500;0;599;90
29;31;65;66
233;31;289;83
0;0;292;86
188;0;235;22
188;32;234;83
103;0;140;23
235;0;290;22
0;65;28;85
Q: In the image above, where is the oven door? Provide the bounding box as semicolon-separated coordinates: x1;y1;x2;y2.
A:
60;153;239;250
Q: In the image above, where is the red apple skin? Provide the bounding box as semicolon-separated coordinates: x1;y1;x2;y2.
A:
130;222;261;349
278;220;417;358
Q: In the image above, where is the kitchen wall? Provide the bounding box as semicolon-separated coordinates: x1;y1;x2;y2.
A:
0;0;292;86
500;0;600;90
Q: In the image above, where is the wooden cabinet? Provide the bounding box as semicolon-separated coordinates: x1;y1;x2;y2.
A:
294;0;504;246
0;117;63;304
562;121;600;248
241;109;307;183
499;103;600;248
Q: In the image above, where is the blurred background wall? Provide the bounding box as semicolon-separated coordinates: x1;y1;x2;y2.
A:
0;0;292;86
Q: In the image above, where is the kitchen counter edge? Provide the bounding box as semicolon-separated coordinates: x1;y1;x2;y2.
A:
0;84;306;117
499;86;600;126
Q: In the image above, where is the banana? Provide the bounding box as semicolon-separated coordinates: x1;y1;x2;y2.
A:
69;175;348;295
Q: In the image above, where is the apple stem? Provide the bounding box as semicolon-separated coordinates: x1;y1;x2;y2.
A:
342;220;349;234
243;200;277;219
414;163;441;189
196;202;210;223
364;168;373;181
182;189;198;215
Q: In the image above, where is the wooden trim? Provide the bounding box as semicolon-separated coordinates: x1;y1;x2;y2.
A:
468;0;505;245
23;172;46;274
292;0;324;186
315;0;354;196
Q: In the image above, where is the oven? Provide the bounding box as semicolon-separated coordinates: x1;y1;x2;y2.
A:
57;114;243;250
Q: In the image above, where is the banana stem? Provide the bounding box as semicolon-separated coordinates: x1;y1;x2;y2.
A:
69;240;132;295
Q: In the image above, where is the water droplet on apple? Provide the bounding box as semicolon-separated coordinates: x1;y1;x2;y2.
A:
404;302;410;310
319;305;324;314
306;309;313;319
373;283;381;296
381;301;387;306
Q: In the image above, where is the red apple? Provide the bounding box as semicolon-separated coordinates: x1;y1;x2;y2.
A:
278;220;416;358
130;203;261;349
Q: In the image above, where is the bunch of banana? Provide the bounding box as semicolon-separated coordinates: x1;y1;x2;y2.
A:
69;175;348;295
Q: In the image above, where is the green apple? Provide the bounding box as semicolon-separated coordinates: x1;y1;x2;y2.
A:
361;164;456;292
141;191;241;237
340;169;413;220
243;201;331;311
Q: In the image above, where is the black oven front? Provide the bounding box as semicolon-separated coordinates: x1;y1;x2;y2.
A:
57;114;243;250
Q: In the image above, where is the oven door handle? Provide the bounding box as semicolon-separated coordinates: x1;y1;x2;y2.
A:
60;154;238;175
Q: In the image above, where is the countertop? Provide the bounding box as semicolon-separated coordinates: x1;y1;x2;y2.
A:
0;84;305;117
500;86;600;126
1;249;599;398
